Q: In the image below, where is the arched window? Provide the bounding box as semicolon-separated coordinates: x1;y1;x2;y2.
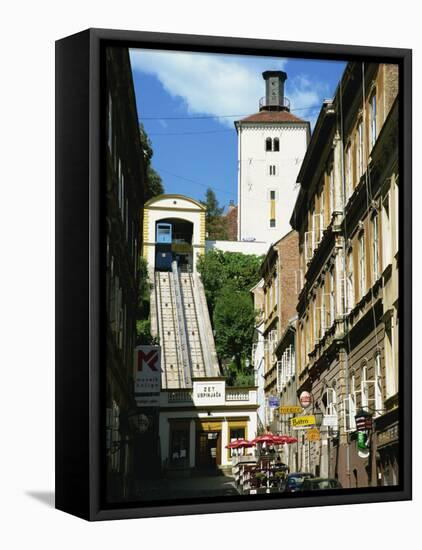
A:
265;137;272;152
273;137;280;151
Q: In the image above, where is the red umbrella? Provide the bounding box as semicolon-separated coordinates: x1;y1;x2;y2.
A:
225;438;254;449
251;433;276;445
286;436;298;444
272;435;289;445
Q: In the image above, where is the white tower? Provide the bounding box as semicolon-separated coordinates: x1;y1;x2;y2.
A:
235;71;310;244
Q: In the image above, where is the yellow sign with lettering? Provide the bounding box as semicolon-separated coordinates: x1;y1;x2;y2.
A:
279;406;303;414
306;428;321;441
291;415;316;429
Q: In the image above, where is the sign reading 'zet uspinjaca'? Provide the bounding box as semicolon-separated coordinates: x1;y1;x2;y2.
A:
291;415;316;429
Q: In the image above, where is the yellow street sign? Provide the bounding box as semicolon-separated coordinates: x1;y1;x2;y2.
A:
291;415;316;429
279;406;303;414
306;428;321;441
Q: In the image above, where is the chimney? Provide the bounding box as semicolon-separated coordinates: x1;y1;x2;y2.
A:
260;71;289;112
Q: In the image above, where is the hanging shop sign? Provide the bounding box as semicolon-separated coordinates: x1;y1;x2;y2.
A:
291;415;316;429
268;396;280;408
299;391;312;408
134;345;161;407
322;414;339;428
306;428;321;441
280;405;303;414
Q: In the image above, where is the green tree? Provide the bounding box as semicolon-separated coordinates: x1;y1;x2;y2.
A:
213;288;256;370
197;249;263;314
139;122;164;200
201;188;228;240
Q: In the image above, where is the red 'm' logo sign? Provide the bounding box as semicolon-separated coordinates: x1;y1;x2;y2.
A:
137;350;159;372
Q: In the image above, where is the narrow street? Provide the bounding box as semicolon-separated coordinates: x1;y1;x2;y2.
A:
137;473;239;501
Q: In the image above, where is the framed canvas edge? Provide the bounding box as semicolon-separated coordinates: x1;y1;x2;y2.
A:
55;28;412;521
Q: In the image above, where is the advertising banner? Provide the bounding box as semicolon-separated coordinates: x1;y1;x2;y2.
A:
134;346;161;407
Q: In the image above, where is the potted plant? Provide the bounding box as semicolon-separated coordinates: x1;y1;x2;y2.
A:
255;471;268;493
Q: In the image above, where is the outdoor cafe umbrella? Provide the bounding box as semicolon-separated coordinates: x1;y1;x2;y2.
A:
225;438;254;449
251;433;276;445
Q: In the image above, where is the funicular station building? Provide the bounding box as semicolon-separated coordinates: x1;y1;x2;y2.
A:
142;194;258;476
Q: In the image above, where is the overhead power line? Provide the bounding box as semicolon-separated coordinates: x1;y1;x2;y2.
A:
140;104;322;121
155;166;236;197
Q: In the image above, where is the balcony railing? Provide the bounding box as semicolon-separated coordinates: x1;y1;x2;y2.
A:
259;96;290;111
226;389;250;402
167;390;193;403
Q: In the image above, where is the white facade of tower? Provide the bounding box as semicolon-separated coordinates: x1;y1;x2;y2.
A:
237;122;309;244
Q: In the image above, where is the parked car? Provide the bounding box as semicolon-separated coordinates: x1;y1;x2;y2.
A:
279;472;314;493
300;477;343;491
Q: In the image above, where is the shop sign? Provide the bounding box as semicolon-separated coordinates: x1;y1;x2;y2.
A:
193;380;225;406
306;428;320;441
291;415;316;429
280;405;303;414
299;391;312;408
322;415;338;428
134;345;161;407
268;396;280;408
376;424;399;448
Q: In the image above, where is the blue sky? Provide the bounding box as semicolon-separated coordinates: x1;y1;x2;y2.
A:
129;49;346;210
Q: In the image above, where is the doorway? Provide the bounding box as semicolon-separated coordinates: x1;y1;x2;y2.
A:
197;431;221;469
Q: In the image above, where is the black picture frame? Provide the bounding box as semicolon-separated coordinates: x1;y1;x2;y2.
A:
55;28;412;521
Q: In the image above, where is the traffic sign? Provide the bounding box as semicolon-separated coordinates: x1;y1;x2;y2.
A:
299;391;312;408
306;428;320;441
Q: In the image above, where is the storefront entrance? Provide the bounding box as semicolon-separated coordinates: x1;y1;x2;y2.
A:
197;431;221;469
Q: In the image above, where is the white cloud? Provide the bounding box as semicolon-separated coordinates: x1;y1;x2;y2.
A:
288;74;330;129
130;49;286;127
130;49;331;130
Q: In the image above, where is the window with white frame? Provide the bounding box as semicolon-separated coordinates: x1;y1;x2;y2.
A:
358;232;366;298
322;386;338;429
346;249;354;312
370;92;377;148
374;352;383;417
273;137;280;152
372;213;380;282
361;363;369;410
357;120;364;180
344;373;357;432
329;167;334;218
265;137;272;151
345;145;353;202
382;193;392;270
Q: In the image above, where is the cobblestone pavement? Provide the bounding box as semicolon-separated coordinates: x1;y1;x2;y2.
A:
136;473;240;501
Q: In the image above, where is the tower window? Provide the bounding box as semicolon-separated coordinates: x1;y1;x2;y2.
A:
270;190;276;200
265;137;272;152
273;138;280;151
270;218;276;228
269;165;277;176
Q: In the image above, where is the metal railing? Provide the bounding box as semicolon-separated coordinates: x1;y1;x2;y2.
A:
259;96;290;111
